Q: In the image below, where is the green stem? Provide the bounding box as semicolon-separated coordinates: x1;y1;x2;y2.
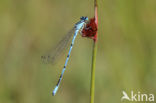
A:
90;41;97;103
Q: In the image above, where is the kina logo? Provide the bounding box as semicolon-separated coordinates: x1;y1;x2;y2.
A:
121;91;154;102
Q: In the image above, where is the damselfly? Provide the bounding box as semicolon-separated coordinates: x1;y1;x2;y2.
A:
42;16;89;96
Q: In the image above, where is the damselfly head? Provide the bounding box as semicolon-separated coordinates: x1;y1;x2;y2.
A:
80;16;88;21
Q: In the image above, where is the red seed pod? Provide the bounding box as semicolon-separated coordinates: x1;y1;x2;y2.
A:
81;18;97;41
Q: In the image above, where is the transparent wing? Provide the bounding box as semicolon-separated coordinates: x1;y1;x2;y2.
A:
41;27;75;64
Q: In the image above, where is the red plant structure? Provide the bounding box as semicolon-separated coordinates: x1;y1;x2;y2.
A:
81;18;97;41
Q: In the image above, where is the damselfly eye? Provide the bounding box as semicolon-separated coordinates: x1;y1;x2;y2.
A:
80;16;84;20
85;17;89;21
80;16;88;21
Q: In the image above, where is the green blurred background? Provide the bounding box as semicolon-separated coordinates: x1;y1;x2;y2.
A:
0;0;156;103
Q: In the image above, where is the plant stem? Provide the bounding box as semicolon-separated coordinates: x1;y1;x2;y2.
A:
90;0;98;103
90;41;97;103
